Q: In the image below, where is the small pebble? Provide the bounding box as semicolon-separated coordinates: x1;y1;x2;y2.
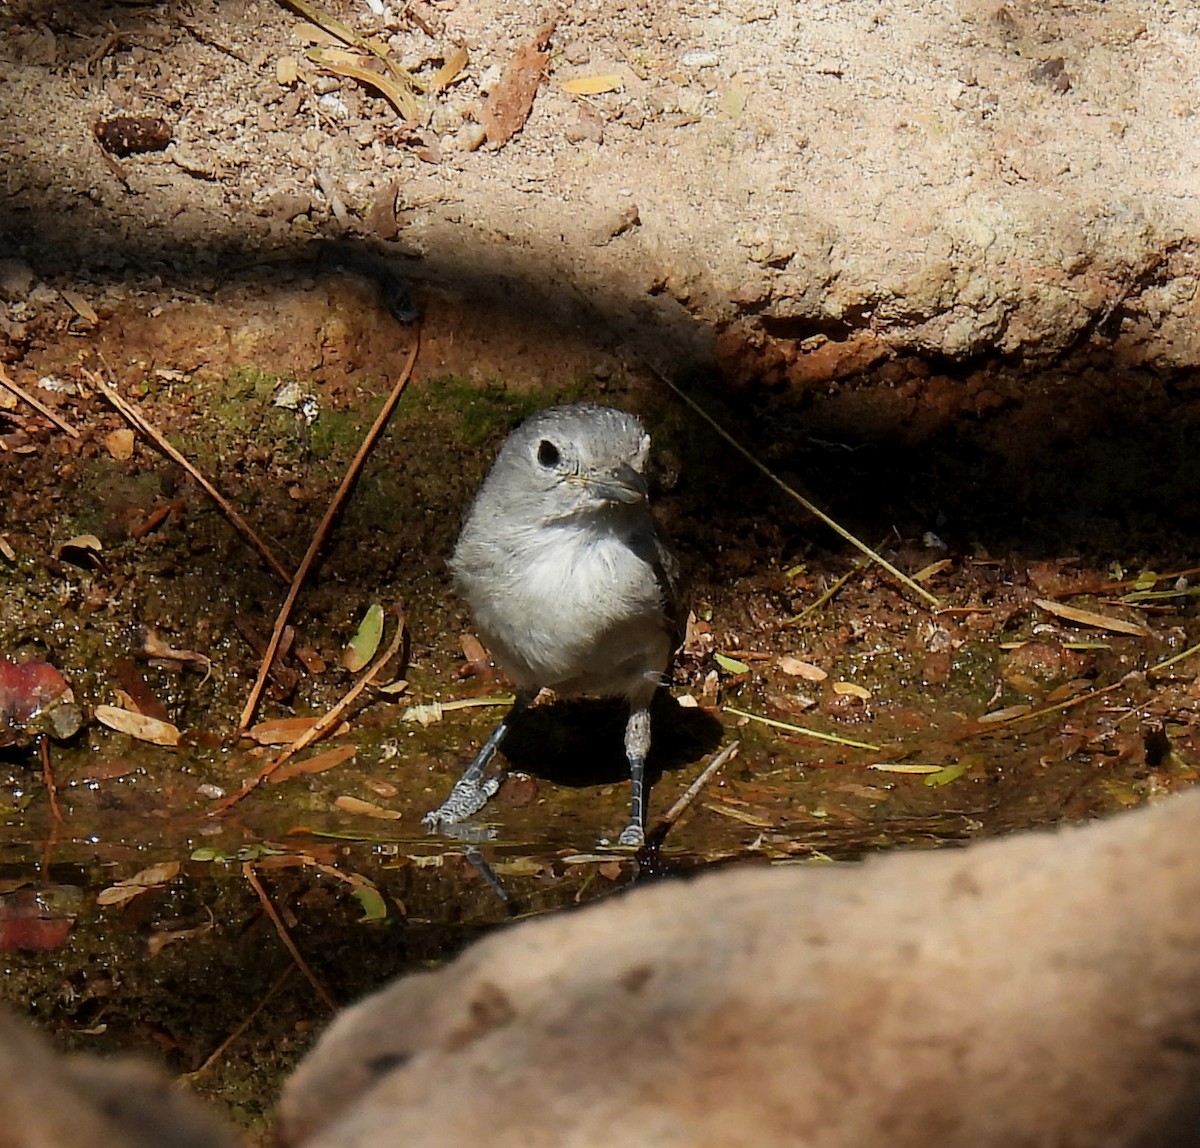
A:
589;203;639;247
317;92;348;116
619;102;646;129
430;102;464;135
564;105;604;144
563;40;590;65
478;63;504;95
455;121;487;152
0;259;34;300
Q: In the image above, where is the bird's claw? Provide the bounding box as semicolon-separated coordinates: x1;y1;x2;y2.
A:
422;775;501;830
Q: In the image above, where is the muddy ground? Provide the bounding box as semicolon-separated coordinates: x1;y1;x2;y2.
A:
2;0;1200;1137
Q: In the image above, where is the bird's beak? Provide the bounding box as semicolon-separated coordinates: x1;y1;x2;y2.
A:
578;463;648;505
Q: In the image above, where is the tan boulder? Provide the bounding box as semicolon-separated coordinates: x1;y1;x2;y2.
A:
0;1012;235;1148
280;790;1200;1147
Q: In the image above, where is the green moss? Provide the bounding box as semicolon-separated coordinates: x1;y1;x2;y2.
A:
401;375;588;446
308;407;366;462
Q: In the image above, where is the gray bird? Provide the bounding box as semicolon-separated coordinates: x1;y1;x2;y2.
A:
422;403;681;846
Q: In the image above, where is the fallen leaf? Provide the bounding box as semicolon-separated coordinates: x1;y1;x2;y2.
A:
351;883;388;921
342;603;385;672
1033;597;1151;638
868;762;943;774
110;658;170;722
104;429;135;460
94;704;180;747
98;861;181;906
429;46;468;92
253;854;309;870
776;656;827;681
459;632;491;678
479;21;555;147
0;887;79;952
702;802;774;827
60;290;99;325
295;645;327;673
913;558;953;583
147;914;213;958
923;761;969;786
305;48;421;119
54;534;103;561
142;628;213;679
492;856;550;877
833;681;871;700
246;716;324;745
561;73;623;95
1045;678;1092;703
335;795;401;819
978;704;1033;723
130;502;176;539
269;744;357;783
715;653;751;674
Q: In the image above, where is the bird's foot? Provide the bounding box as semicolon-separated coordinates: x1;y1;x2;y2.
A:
615;822;646;849
422;775;501;830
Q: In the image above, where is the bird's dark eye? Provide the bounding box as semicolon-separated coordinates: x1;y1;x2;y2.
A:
537;440;560;468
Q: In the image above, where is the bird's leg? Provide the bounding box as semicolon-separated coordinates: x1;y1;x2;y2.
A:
422;690;533;830
617;703;652;847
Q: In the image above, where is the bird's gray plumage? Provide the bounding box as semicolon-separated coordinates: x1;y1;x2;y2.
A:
424;403;681;846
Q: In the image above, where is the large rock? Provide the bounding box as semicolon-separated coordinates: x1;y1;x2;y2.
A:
280;791;1200;1147
0;1012;235;1148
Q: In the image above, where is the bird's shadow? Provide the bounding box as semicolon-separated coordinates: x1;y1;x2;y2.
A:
498;692;723;790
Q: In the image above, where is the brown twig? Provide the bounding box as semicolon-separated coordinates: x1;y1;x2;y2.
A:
38;735;64;823
653;740;739;835
0;365;80;438
211;607;406;814
237;330;420;732
85;365;294;585
183;966;296;1079
242;862;336;1013
639;360;940;609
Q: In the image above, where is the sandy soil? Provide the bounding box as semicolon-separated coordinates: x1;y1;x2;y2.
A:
2;0;1199;377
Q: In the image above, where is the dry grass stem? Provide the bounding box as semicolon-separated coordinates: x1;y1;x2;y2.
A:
86;365;294;585
212;607;406;814
654;740;740;833
242;863;335;1013
0;365;80;438
646;366;940;609
236;331;419;732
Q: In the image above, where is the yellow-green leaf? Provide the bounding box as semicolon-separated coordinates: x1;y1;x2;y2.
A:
342;603;385;672
868;762;943;774
351;884;388;921
923;761;969;786
715;653;750;674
